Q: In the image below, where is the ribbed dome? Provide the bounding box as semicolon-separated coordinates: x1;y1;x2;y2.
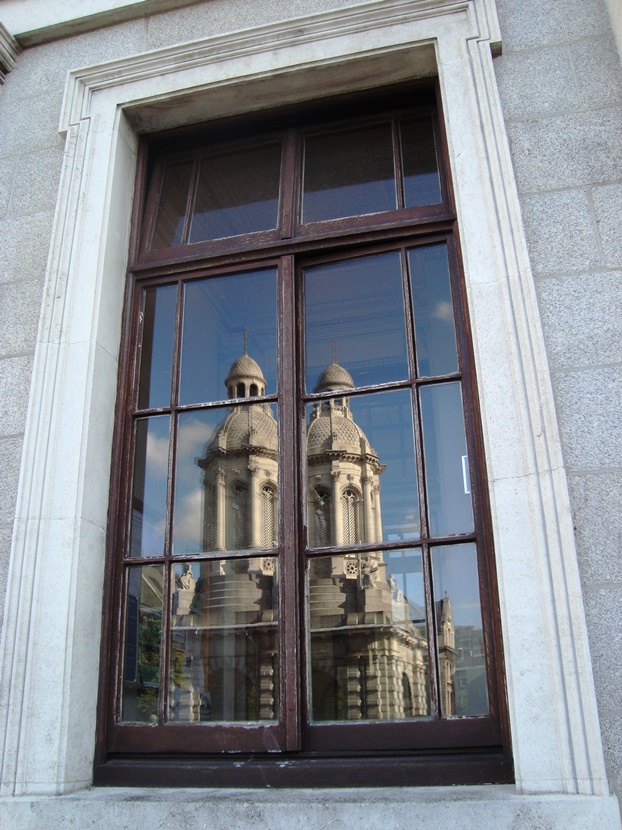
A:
307;409;371;455
225;353;266;385
314;362;354;393
214;405;277;452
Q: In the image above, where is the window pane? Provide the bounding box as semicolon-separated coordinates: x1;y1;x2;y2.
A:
179;269;277;406
308;550;430;721
408;245;458;377
169;558;279;722
306;389;419;546
189;141;281;242
401;117;442;207
304;253;409;392
420;382;473;537
122;565;163;722
173;405;278;555
303;123;396;223
151;161;193;249
137;285;177;410
432;544;488;716
129;416;170;558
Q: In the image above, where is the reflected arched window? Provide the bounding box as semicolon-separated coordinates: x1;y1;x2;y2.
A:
250;383;258;397
313;488;331;547
259;483;277;548
236;382;245;398
341;488;358;545
230;482;249;549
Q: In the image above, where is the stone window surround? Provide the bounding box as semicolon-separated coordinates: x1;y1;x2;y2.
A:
0;0;618;823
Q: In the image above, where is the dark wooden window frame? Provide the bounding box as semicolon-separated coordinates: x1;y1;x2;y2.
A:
95;83;512;788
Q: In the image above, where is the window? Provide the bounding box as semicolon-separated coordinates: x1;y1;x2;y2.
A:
98;86;511;787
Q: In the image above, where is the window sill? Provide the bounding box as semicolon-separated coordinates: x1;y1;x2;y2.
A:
1;785;620;829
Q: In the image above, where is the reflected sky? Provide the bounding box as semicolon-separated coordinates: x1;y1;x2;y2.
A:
180;269;277;406
304;253;409;392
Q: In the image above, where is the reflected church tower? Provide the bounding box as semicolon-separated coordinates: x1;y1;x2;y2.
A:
307;359;385;548
170;350;455;724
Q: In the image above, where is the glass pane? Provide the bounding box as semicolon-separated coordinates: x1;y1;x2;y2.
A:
308;550;430;721
305;389;419;546
129;416;170;558
173;404;278;555
137;285;177;410
420;382;473;537
432;544;488;716
151;161;193;249
408;245;458;377
179;269;277;406
121;564;163;722
304;252;409;392
189;141;281;242
169;558;279;722
303;123;396;223
401;117;442;207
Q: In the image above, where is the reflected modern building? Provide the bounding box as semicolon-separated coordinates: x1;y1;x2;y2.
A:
168;352;457;723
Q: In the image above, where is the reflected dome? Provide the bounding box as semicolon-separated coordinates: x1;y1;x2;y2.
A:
314;361;354;393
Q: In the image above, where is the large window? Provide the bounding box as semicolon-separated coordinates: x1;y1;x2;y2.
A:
97;87;511;787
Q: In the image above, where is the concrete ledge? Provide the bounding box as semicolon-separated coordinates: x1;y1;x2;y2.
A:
0;786;620;829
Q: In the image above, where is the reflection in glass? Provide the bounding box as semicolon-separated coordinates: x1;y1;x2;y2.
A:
129;417;170;558
304;253;409;392
151;161;193;249
306;389;419;546
432;544;488;716
401;117;442;207
189;141;281;243
309;550;430;721
303;123;396;223
408;245;458;377
179;269;277;406
122;565;163;722
420;382;473;537
137;285;177;410
169;558;279;722
173;403;279;555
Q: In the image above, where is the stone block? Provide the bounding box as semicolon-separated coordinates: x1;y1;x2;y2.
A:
9;146;64;217
536;270;622;367
494;47;578;120
0;279;43;356
599;712;622;797
0;164;13;219
553;367;622;470
592;184;622;268
520;190;600;274
0;355;33;435
583;586;622;713
145;0;368;50
0;212;54;285
0;90;65;159
0;436;22;524
507;109;622;192
570;36;622;108
496;0;610;51
569;472;622;584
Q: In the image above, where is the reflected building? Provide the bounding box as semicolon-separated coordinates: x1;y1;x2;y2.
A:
169;351;457;723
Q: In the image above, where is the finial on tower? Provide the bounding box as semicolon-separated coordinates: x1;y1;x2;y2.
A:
243;329;248;354
331;340;337;363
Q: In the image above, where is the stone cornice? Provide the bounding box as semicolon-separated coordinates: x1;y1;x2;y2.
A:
0;22;20;84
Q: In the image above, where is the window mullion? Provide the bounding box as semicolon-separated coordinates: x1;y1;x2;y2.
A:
278;253;302;749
